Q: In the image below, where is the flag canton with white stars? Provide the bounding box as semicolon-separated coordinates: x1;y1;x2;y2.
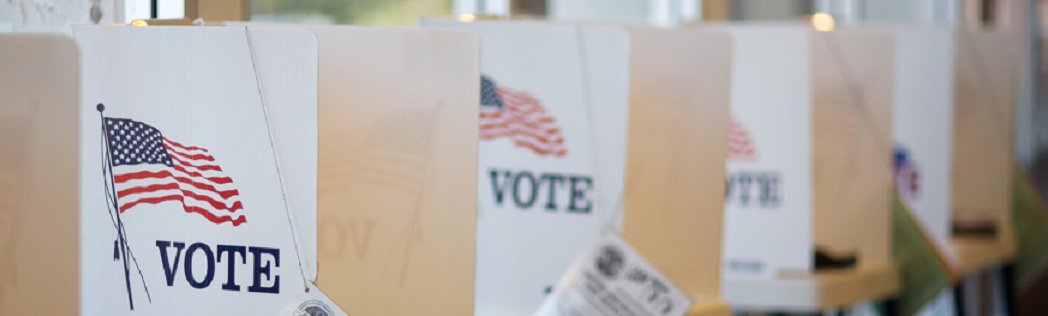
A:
104;118;173;167
481;76;504;109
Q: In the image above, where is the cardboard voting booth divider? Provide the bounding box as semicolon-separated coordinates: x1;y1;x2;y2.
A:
0;34;81;316
698;25;898;311
883;28;1018;315
888;29;1018;277
527;22;734;316
294;25;481;316
2;26;323;315
419;19;632;316
949;31;1018;274
619;26;733;316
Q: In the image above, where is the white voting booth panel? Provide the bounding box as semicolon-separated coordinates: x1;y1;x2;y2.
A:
890;28;956;259
0;34;81;316
292;26;481;316
72;26;317;315
582;26;631;233
620;26;731;313
719;27;814;277
420;19;630;316
889;29;1018;274
706;25;897;310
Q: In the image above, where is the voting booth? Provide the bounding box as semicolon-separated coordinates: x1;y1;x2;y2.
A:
419;19;634;316
419;19;735;316
891;29;1017;274
529;23;736;316
619;26;733;316
1;27;331;315
77;25;325;315
293;25;481;316
698;25;898;311
948;31;1018;274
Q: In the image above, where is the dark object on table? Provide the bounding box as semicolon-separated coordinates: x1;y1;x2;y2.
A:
951;218;997;237
814;247;858;270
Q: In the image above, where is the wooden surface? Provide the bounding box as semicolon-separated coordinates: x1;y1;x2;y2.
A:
0;34;80;315
687;300;732;316
621;26;731;298
950;233;1017;276
310;26;480;316
702;0;731;21
184;0;250;21
722;262;900;312
811;30;895;266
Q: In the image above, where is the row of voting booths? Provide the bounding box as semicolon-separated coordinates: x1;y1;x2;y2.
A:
0;18;1022;316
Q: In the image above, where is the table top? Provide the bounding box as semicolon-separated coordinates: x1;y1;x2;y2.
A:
949;232;1016;276
721;261;900;312
687;299;732;316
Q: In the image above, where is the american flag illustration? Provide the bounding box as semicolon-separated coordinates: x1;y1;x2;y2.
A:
894;146;919;202
345;112;433;196
335;111;434;285
479;76;567;158
104;117;246;226
728;115;756;161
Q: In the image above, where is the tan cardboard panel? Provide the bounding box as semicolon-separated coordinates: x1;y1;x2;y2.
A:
0;34;80;315
951;32;1017;238
310;26;480;316
811;31;894;263
621;27;731;297
185;0;251;21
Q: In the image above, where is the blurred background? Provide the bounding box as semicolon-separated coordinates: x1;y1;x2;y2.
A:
245;0;1048;205
0;1;1038;153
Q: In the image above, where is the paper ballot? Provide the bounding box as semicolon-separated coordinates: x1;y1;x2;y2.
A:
279;282;349;316
536;233;693;316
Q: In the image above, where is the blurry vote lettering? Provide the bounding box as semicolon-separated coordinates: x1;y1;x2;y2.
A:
489;168;593;213
725;171;782;208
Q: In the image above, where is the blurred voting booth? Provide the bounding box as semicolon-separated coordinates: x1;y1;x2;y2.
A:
888;28;1018;315
699;25;899;311
1;27;332;315
0;10;1032;316
619;26;733;316
421;19;734;316
299;25;481;316
890;28;1019;276
419;19;632;316
949;31;1018;275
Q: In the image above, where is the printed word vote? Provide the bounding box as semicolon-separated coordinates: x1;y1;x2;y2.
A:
725;171;782;208
489;168;593;213
156;240;281;294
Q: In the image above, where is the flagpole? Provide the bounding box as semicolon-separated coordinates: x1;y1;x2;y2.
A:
98;103;135;310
